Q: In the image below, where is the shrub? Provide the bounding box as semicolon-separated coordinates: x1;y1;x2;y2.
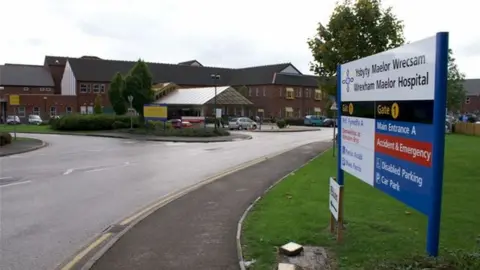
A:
276;119;287;129
131;127;230;137
284;118;304;126
112;121;129;129
0;132;13;146
51;114;139;131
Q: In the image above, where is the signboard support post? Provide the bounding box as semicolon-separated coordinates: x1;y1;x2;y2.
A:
426;32;449;257
13;107;17;140
332;110;337;157
336;65;345;242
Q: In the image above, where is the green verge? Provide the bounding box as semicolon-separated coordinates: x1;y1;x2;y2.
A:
241;134;480;270
0;124;55;133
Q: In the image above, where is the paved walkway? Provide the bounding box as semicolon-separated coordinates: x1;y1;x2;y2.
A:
0;137;45;157
90;141;331;270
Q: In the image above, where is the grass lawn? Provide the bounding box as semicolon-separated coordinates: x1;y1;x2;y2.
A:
0;124;55;133
241;134;480;269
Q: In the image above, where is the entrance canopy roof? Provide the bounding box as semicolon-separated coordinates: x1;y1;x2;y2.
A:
156;86;253;106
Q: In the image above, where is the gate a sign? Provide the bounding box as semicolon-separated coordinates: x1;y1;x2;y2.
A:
336;32;449;257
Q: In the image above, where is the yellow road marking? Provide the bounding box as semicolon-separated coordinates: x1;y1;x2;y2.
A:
61;233;112;270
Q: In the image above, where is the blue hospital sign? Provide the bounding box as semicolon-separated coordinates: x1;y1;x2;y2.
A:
336;33;449;256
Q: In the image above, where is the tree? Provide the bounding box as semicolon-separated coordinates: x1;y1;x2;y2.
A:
447;49;466;112
123;59;154;120
108;72;127;115
94;94;103;114
307;0;405;96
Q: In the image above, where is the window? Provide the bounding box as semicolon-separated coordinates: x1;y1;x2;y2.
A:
248;88;252;97
285;107;294;118
279;88;282;97
466;97;471;104
87;106;94;114
255;88;259;96
50;106;57;117
80;84;88;93
33;107;40;115
314;89;322;100
40;88;45;91
93;84;100;93
46;88;52;91
295;89;302;98
66;106;72;114
263;87;266;97
305;88;311;98
17;106;26;117
285;88;294;99
296;108;302;118
23;87;29;91
100;84;105;93
80;106;87;114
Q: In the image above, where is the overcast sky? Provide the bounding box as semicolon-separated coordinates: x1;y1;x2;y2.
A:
0;0;478;78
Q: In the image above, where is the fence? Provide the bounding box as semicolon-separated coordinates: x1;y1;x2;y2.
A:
454;122;480;136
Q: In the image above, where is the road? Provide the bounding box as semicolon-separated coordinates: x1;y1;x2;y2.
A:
0;130;334;270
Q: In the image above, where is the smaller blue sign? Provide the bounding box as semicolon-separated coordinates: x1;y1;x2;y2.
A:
375;119;434;142
374;152;433;215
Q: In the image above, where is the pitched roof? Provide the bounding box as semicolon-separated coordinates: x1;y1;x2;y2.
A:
205;87;253;105
65;57;319;87
156;86;230;105
464;79;480;96
272;73;320;87
0;64;54;86
44;56;70;66
178;60;203;66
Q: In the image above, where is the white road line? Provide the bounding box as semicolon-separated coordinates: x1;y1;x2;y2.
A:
85;168;108;173
0;176;13;180
63;169;74;175
0;180;32;188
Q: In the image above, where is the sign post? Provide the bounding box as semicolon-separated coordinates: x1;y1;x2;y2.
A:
337;32;448;257
9;95;20;140
330;101;338;157
329;177;344;242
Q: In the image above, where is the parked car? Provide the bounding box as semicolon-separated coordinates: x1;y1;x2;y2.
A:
304;115;325;126
6;115;21;125
323;118;337;127
228;117;257;130
28;115;43;125
168;119;192;129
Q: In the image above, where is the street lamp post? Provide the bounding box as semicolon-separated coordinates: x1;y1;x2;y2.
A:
128;95;134;130
43;96;47;119
210;74;221;130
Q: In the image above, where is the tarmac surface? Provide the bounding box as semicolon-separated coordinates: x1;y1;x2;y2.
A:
0;130;333;270
91;141;331;270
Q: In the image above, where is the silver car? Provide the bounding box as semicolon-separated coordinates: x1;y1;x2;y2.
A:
228;117;257;130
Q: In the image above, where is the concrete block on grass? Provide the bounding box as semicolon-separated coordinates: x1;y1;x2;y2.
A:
279;242;303;257
278;262;297;270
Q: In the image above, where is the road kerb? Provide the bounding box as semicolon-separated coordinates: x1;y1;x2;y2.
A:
236;147;331;270
0;139;48;157
57;145;306;270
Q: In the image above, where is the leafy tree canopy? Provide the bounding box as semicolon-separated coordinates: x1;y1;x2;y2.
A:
446;49;466;112
308;0;405;96
108;72;127;115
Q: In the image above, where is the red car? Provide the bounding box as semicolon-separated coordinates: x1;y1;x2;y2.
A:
168;119;193;129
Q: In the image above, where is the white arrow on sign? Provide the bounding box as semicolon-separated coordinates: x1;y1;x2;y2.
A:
330;101;338;111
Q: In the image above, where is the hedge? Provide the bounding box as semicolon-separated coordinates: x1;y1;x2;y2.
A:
142;120;230;137
50;114;139;131
0;132;12;146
